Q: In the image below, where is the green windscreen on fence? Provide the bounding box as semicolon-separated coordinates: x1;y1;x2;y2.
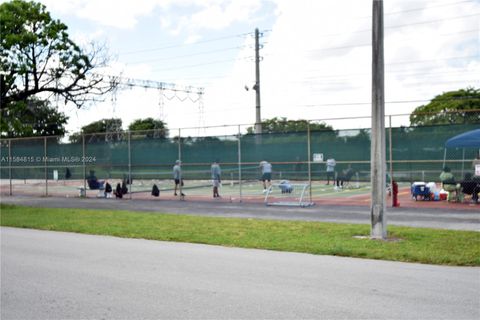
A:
241;131;308;181
1;122;479;186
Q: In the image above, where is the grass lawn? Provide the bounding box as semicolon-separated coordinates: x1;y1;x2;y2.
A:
1;203;479;266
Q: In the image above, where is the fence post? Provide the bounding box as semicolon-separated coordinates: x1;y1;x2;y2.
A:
82;133;86;194
307;122;312;202
128;130;132;200
44;137;48;196
389;115;393;188
238;125;242;202
442;149;447;169
178;128;182;200
9;139;12;196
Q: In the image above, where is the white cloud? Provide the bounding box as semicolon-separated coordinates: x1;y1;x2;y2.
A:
41;0;167;29
42;0;263;32
39;0;480;134
163;0;263;38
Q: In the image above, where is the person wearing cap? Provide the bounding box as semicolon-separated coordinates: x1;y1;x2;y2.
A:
259;160;272;192
211;160;221;198
173;160;184;196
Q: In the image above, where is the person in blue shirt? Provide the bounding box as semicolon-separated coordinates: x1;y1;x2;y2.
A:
260;161;272;192
211;160;221;198
173;160;184;196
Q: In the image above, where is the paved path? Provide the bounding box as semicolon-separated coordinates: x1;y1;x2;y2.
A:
2;195;479;231
2;227;479;320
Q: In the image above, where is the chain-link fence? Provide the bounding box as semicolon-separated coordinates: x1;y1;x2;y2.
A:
1;112;479;202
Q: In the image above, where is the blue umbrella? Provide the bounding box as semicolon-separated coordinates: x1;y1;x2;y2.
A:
443;129;480;172
445;129;480;148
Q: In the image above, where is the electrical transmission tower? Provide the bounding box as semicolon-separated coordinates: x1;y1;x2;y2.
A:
106;81;124;142
101;74;204;139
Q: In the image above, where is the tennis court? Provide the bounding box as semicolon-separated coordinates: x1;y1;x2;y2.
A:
1;118;479;210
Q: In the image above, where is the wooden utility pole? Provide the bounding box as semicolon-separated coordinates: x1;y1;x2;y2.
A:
254;28;262;135
371;0;387;239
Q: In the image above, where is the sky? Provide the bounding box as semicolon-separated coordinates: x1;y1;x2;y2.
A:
18;0;480;135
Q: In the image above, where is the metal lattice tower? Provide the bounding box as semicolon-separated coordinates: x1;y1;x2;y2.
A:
197;93;205;135
154;84;165;139
106;82;124;142
104;75;204;135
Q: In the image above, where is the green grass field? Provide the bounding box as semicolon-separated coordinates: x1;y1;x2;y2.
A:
1;203;478;266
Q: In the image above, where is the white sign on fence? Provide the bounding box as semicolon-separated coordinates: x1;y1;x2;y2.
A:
476;164;480;176
313;153;324;162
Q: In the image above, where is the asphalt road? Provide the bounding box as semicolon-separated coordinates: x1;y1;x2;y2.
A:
2;195;479;231
2;227;479;320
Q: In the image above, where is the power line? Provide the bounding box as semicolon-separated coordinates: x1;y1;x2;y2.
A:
352;0;475;19
402;79;479;86
385;0;474;15
389;70;478;78
286;64;477;81
160;74;232;82
386;55;478;66
264;29;477;59
159;55;477;83
114;16;476;70
297;97;480;108
123;46;245;64
118;31;254;56
303;13;479;38
306;43;371;53
385;12;480;29
439;28;479;36
295;69;478;82
150;57;245;72
155;96;480;119
386;28;479;39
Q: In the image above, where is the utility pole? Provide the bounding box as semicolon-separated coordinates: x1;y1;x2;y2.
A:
254;28;262;135
371;0;387;239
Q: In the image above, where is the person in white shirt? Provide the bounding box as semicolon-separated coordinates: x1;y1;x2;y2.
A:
325;157;336;185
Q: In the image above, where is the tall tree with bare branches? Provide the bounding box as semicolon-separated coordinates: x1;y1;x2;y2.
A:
0;0;117;135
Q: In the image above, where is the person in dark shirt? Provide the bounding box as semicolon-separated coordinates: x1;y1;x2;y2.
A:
336;165;354;189
86;170;105;190
460;173;479;204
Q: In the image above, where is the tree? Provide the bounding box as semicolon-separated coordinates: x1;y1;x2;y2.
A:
69;118;122;143
82;118;122;134
246;117;333;134
0;98;68;138
172;136;194;145
0;0;116;111
128;118;168;139
409;88;480;126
